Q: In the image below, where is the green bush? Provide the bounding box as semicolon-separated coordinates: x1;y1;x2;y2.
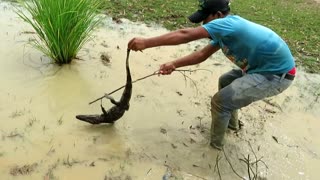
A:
17;0;102;64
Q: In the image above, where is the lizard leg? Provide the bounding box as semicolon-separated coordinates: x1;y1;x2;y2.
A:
105;94;121;106
100;104;107;114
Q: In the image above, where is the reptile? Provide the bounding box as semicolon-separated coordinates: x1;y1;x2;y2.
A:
75;49;132;124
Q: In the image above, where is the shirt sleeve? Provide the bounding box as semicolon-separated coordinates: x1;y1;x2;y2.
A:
210;40;219;46
202;16;236;45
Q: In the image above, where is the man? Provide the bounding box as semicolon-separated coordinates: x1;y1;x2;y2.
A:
128;0;295;150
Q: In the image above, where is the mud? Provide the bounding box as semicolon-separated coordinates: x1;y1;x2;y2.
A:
0;1;319;180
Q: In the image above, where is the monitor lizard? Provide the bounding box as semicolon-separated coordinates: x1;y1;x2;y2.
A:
76;49;132;124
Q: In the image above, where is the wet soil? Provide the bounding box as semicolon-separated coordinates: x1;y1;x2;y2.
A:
0;1;319;180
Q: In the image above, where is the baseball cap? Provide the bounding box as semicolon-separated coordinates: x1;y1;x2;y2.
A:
188;0;230;23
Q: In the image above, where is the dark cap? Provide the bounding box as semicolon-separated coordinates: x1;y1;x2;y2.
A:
188;0;230;23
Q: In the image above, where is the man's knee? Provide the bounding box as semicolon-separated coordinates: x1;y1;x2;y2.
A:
211;88;237;113
218;74;229;89
211;94;220;110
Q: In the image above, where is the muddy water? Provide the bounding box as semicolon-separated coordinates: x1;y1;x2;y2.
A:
0;1;319;180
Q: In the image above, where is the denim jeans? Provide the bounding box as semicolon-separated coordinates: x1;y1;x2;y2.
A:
210;69;293;149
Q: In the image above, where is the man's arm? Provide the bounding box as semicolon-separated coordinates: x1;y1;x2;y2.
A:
174;44;220;67
128;27;210;51
159;44;220;74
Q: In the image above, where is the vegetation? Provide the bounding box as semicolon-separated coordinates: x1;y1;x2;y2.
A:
100;0;320;73
231;0;320;73
17;0;102;64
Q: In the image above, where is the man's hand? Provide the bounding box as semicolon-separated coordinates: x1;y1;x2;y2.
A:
128;37;147;51
159;62;176;75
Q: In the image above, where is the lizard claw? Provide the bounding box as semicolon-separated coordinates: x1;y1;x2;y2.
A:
105;94;115;100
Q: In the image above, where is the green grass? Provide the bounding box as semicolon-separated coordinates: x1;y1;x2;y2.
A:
231;0;320;73
100;0;197;29
16;0;102;64
100;0;320;73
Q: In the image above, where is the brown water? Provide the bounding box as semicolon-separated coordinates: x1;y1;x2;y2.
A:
0;1;319;180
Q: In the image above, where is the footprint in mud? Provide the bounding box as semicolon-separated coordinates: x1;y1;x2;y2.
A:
10;163;38;176
9;109;27;118
176;109;185;117
100;41;109;48
100;52;111;66
134;94;145;102
104;174;132;180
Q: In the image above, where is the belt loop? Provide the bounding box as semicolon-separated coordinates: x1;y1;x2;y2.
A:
280;73;286;82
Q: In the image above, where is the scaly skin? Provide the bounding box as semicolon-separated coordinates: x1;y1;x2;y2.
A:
76;49;132;124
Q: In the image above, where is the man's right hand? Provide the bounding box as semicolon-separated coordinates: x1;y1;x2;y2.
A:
159;62;176;75
128;37;147;51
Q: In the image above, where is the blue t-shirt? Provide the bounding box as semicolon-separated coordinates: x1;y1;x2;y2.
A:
202;15;295;74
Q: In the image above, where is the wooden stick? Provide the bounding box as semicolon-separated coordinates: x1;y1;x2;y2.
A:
88;71;158;105
88;68;211;105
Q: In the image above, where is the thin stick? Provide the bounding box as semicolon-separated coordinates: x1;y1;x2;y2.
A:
239;155;256;180
146;168;152;175
175;68;213;74
222;147;246;180
88;71;158;104
176;71;199;95
214;152;222;180
248;141;258;179
88;68;210;105
247;155;251;180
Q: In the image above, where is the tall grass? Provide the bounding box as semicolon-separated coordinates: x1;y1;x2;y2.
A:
17;0;102;64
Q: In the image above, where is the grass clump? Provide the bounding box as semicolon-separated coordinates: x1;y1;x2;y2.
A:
17;0;102;64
